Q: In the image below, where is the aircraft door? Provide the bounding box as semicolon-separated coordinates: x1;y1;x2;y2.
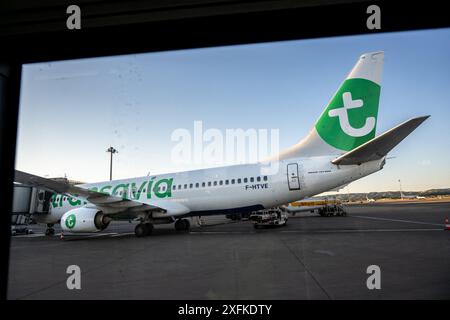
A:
287;163;301;190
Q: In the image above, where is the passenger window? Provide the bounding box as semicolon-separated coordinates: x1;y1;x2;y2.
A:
202;182;206;187
213;181;217;186
219;181;223;185
257;176;261;182
195;183;199;188
237;178;241;184
208;182;211;187
231;179;235;184
225;180;229;185
250;177;254;182
184;184;187;189
189;183;193;188
173;185;176;190
263;176;268;181
244;178;248;183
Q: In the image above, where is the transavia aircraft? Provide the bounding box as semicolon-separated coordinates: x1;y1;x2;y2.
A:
15;51;429;237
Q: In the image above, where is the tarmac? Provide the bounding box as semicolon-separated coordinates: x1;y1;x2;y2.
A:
7;201;450;299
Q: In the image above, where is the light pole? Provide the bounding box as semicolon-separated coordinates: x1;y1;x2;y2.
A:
398;179;403;200
106;146;118;181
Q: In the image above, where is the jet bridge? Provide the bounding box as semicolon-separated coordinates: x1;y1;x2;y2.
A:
11;184;52;235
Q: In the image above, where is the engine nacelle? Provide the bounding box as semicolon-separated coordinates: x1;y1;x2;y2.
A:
61;207;111;233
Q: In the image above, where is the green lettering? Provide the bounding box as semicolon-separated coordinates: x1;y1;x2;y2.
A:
146;178;155;199
153;178;173;198
112;183;129;199
68;196;81;206
100;185;112;195
51;194;58;208
131;181;147;200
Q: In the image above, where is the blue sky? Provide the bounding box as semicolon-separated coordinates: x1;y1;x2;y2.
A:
16;28;450;192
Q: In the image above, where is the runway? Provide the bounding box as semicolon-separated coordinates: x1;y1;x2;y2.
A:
7;201;450;299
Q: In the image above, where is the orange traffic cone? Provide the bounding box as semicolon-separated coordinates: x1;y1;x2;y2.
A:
445;217;450;231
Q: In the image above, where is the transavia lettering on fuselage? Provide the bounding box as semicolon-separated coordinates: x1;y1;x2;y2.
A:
51;177;174;208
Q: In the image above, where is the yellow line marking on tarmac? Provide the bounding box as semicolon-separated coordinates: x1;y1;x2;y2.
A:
13;233;46;238
110;232;135;237
280;228;442;233
352;215;443;226
191;228;442;235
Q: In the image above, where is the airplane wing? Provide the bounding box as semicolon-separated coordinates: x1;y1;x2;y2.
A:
332;116;429;165
328;182;349;192
14;170;190;216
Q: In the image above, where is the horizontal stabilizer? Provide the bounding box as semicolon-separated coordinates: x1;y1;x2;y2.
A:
332;116;429;165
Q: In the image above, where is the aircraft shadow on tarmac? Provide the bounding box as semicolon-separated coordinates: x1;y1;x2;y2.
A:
56;215;358;241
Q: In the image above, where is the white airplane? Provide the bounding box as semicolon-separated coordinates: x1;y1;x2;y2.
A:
14;51;429;237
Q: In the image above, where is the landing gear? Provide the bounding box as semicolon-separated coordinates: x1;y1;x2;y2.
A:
135;223;153;237
45;224;55;236
174;219;190;232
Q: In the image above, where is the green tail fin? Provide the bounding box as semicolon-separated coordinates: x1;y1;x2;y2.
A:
315;51;384;151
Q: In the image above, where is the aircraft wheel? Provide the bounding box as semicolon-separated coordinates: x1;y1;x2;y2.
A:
174;220;182;231
45;228;55;236
175;219;190;231
135;224;149;237
144;223;153;235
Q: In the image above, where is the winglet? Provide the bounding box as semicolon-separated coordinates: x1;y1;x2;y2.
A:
332;115;429;165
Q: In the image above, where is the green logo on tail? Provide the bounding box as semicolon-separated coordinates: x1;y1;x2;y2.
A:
65;214;76;229
315;78;380;151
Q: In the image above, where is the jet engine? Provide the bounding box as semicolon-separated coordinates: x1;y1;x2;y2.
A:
61;207;111;233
